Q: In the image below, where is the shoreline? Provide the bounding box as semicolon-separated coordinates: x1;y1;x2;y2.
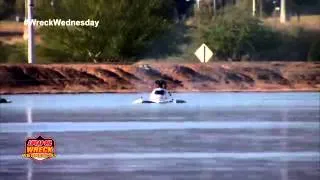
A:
1;62;319;95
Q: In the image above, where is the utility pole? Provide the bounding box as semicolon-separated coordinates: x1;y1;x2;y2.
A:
27;0;35;64
259;0;263;18
212;0;216;16
252;0;256;17
280;0;287;23
196;0;200;9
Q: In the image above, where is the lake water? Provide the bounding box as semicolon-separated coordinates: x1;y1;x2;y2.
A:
0;92;319;180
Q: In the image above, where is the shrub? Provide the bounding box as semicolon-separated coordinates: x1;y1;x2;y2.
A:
0;42;9;63
201;6;280;60
308;40;320;61
0;42;27;63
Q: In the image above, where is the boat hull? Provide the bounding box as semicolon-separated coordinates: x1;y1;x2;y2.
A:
133;98;186;104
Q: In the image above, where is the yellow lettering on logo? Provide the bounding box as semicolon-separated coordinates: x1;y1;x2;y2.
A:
27;147;37;153
44;147;53;153
33;147;39;152
38;146;43;153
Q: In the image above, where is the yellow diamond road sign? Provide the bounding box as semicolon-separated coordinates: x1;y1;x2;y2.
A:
194;43;213;63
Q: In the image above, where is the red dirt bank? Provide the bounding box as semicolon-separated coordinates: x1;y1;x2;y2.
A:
0;62;319;94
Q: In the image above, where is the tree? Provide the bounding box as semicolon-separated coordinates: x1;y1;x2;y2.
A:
291;0;319;22
0;0;6;18
0;0;15;20
15;0;25;17
36;0;176;62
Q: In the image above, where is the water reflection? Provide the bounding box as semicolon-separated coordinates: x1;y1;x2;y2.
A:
26;106;33;180
281;108;288;180
18;105;318;180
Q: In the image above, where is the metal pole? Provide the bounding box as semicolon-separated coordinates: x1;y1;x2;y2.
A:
252;0;256;17
280;0;287;23
25;0;27;19
27;0;35;64
259;0;263;18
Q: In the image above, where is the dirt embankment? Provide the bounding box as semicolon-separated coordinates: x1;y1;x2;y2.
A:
0;62;319;94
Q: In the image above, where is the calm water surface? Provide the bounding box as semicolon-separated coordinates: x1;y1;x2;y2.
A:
0;92;319;180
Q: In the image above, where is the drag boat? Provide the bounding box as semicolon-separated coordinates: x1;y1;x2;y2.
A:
133;88;186;104
133;79;186;104
0;98;11;104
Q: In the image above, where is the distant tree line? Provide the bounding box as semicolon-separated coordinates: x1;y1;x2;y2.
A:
0;0;319;62
1;0;319;21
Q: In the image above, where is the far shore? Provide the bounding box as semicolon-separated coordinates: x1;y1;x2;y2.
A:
0;89;319;95
0;62;319;95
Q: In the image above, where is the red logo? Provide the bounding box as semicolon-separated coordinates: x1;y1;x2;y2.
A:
22;136;56;161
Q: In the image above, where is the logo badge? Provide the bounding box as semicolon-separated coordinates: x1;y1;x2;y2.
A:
22;136;56;161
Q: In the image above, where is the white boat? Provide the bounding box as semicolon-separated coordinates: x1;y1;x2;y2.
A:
133;88;186;104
